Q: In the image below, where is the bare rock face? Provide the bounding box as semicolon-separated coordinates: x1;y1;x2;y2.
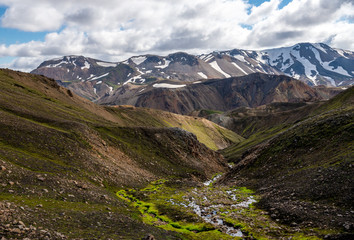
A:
98;73;340;115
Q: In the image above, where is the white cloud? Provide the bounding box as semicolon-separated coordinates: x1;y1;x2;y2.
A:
0;0;352;72
244;0;354;49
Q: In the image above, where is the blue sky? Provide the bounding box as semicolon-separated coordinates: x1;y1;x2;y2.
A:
0;7;47;45
0;0;353;71
248;0;291;8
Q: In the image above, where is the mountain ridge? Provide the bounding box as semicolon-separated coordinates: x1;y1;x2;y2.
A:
31;42;353;101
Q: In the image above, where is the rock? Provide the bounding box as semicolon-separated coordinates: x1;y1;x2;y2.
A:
1;166;6;171
18;220;25;226
37;175;45;182
43;189;49;193
12;228;22;234
142;234;155;240
290;222;297;227
36;204;43;208
9;181;15;186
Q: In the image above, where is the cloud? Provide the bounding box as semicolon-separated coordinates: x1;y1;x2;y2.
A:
245;0;354;49
0;0;353;71
1;0;64;31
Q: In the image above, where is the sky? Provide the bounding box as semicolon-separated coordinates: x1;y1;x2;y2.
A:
0;0;353;72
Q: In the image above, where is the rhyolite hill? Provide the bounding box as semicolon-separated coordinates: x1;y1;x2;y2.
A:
0;69;240;239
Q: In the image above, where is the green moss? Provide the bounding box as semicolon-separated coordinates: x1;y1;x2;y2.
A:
115;181;239;239
237;187;254;194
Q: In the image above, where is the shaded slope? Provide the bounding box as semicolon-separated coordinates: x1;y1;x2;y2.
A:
0;69;231;239
218;87;354;235
205;102;321;138
99;73;337;115
0;68;230;186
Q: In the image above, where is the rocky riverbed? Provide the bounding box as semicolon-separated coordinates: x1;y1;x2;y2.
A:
116;176;327;239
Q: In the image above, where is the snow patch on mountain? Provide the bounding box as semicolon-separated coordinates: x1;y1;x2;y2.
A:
209;61;231;78
81;61;90;70
46;60;67;68
232;62;247;74
198;72;208;79
96;61;117;67
312;43;327;54
124;74;145;85
155;59;171;69
234;55;246;63
131;56;147;65
322;62;351;77
199;54;214;62
291;49;318;85
89;73;109;81
263;47;293;71
153;83;186;89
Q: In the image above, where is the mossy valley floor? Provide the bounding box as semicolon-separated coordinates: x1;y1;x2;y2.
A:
115;178;327;240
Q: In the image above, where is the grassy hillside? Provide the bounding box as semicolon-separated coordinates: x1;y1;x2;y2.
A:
0;69;237;239
218;87;354;237
105;105;243;150
220;102;322;161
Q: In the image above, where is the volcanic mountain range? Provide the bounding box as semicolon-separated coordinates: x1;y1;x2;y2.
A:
31;42;353;103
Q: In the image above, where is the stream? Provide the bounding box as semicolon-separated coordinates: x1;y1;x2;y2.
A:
168;174;257;238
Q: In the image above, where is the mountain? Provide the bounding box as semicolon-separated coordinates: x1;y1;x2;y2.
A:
217;87;354;237
259;43;354;86
31;43;353;101
98;73;341;115
0;69;243;239
31;52;281;101
30;55;134;101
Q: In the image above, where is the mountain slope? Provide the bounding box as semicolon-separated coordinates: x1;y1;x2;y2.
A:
218;87;354;236
259;43;354;86
0;68;239;239
105;105;243;150
98;73;339;115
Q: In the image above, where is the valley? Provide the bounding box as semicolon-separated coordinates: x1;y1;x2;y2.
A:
0;65;353;240
1;0;353;237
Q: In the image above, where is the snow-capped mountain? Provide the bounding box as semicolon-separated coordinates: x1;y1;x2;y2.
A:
31;43;353;100
259;43;354;86
31;55;135;100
